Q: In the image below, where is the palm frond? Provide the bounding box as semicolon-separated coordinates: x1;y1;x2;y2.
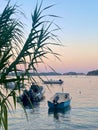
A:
0;1;62;130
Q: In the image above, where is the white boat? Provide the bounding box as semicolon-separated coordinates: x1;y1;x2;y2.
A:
43;79;63;84
18;83;45;106
48;92;71;109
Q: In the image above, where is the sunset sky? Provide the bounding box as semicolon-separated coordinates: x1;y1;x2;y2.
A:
1;0;98;74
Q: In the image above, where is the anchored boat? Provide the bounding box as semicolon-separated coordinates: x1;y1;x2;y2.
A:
48;92;71;109
43;79;63;84
17;83;45;106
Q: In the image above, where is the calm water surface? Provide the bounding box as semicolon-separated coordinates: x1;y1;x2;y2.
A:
8;76;98;130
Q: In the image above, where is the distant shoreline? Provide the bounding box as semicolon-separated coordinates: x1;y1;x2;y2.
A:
8;69;98;76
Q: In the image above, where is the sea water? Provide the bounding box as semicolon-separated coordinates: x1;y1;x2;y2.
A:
8;76;98;130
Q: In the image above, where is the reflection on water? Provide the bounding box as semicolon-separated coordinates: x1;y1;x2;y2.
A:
23;102;40;109
48;106;71;120
8;76;98;130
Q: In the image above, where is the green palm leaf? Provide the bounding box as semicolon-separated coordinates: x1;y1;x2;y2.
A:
0;1;61;130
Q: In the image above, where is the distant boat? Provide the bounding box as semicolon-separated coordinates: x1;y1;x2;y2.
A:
48;92;71;109
7;82;24;89
43;79;63;84
17;83;45;106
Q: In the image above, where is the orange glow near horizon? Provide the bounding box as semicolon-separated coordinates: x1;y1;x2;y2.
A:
4;0;98;74
36;40;98;74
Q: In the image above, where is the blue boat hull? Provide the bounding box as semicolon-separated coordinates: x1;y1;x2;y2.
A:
48;99;71;109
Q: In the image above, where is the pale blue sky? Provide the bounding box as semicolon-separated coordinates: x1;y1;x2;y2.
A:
1;0;98;73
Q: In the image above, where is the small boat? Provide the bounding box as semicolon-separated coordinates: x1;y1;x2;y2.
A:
48;92;71;109
7;82;24;89
43;79;63;84
17;83;45;106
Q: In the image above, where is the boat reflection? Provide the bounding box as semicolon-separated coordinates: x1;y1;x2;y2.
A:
21;102;40;109
48;106;71;120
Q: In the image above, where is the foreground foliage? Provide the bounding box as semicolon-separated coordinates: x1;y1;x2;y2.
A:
0;1;61;130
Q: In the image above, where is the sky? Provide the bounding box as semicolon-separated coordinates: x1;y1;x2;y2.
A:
1;0;98;74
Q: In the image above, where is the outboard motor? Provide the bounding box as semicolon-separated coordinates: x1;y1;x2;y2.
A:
53;95;59;104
